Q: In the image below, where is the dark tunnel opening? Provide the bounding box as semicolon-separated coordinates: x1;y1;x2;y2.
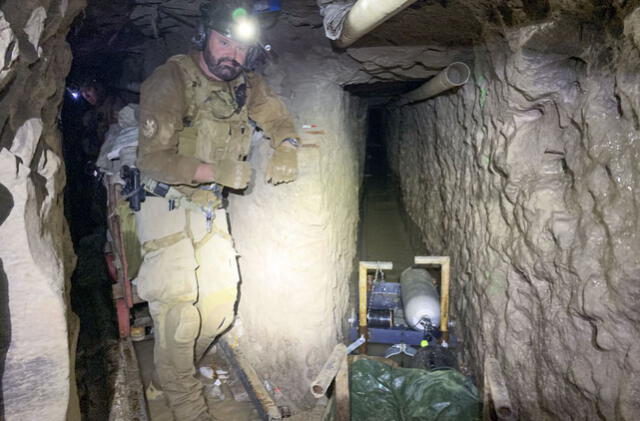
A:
346;80;424;179
61;57;122;421
364;107;387;177
348;79;433;267
61;8;143;418
350;81;452;368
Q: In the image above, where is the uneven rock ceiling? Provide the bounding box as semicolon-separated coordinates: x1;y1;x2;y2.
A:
70;0;630;73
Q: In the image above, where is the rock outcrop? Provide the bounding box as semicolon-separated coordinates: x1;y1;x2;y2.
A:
383;9;640;420
0;1;84;419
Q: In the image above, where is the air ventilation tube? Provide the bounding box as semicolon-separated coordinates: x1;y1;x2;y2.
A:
398;62;471;105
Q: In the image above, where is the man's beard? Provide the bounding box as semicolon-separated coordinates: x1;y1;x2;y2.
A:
204;48;243;81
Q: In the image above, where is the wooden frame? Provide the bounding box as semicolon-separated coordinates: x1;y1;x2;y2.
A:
414;256;450;332
358;261;393;354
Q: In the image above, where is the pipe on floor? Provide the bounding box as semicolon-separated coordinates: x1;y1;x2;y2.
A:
398;62;471;106
218;338;282;420
310;343;347;398
335;0;418;48
483;357;516;421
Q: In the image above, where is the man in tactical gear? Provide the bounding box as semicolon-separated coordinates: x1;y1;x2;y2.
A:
135;1;299;419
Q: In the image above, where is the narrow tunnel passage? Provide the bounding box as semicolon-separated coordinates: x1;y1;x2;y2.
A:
349;81;432;283
359;107;417;282
352;89;464;380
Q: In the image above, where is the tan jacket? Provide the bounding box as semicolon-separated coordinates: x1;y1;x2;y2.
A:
138;53;298;185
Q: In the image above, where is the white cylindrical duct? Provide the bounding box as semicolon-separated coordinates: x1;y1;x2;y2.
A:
399;62;471;105
335;0;418;48
400;267;440;330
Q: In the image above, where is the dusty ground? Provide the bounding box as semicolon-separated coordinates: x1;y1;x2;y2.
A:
134;338;329;420
135;339;260;420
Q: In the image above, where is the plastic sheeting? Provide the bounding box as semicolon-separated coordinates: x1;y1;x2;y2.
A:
97;103;139;178
350;359;481;421
317;0;354;40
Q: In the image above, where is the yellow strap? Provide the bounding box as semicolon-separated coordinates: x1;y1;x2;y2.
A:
142;231;188;253
198;287;237;308
195;224;232;250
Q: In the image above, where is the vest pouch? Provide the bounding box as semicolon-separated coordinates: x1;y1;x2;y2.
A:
222;123;251;161
177;125;198;158
194;118;232;163
115;200;143;279
137;237;198;304
208;88;239;119
171;54;253;164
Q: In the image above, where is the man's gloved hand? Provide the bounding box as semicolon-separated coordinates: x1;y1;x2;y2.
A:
213;159;251;189
266;145;298;184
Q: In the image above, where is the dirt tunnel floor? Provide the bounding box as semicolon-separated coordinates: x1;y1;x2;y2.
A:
133;339;328;420
359;175;416;281
134;339;260;420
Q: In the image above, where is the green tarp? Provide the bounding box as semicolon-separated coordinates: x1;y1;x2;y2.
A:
350;359;481;421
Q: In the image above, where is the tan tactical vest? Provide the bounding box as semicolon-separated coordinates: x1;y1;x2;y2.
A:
170;54;252;165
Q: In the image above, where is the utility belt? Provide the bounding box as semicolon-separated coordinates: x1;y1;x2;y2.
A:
144;177;223;233
120;168;223;232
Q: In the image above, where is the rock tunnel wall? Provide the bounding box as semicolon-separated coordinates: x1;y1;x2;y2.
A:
383;12;640;420
227;15;367;408
0;0;84;419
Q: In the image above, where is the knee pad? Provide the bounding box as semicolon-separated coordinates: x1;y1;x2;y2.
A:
167;303;201;344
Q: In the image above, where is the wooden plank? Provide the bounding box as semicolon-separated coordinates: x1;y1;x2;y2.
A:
440;257;450;332
335;353;350;421
322;395;336;421
358;261;393;353
414;256;450;332
358;263;368;354
358;261;393;270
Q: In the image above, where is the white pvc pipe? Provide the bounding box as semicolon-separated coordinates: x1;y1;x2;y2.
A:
335;0;418;48
399;62;471;105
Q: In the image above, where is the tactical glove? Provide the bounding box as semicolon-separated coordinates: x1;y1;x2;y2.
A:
266;145;298;184
213;159;251;189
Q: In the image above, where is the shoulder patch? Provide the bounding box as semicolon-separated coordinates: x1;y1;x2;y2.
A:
141;118;158;139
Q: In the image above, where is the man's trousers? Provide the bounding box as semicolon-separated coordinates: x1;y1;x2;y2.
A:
135;197;239;420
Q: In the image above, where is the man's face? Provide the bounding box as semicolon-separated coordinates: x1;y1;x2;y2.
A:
203;30;249;81
81;86;99;106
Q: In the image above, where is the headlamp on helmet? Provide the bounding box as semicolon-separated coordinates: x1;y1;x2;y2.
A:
201;2;260;45
229;8;259;44
67;87;81;100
